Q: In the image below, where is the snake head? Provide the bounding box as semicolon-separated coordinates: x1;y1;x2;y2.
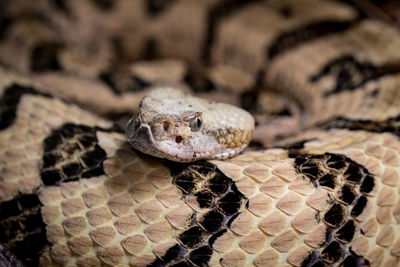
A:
126;87;254;162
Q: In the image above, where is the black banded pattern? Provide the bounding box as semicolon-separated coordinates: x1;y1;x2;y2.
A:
147;161;247;266
291;152;372;266
317;114;400;136
310;55;400;96
0;84;51;130
40;123;108;186
0;194;47;267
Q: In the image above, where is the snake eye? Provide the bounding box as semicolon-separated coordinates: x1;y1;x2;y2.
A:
189;117;202;132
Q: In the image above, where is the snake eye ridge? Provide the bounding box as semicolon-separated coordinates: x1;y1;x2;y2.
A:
190;117;202;132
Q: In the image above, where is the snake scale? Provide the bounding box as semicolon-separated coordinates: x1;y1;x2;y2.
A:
1;0;400;266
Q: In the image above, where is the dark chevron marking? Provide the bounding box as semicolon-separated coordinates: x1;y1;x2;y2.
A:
143;38;158;60
40;123;109;186
30;42;62;72
268;20;358;60
183;65;220;93
91;0;115;11
148;161;247;266
99;70;152;95
241;90;294;120
0;15;12;41
289;152;372;267
317;114;400;137
1;121;112;266
149;152;373;266
310;55;400;96
51;0;71;15
0;84;51;130
302;245;368;267
146;0;177;16
202;0;260;64
255;19;359;88
0;194;47;267
279;138;318;151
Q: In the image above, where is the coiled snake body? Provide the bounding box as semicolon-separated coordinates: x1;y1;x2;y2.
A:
0;0;400;266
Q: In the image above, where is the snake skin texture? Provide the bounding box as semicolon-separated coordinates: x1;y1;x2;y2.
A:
1;0;400;266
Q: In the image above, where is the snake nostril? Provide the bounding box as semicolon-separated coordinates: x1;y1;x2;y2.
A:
175;136;182;143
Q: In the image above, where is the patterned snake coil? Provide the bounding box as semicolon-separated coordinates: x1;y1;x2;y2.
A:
1;0;400;266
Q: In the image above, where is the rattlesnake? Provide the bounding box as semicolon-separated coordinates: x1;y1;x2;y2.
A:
1;0;400;266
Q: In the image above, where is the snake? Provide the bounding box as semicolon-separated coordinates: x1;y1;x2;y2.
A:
1;0;400;266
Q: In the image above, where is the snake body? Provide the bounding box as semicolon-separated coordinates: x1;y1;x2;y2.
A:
0;0;400;267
